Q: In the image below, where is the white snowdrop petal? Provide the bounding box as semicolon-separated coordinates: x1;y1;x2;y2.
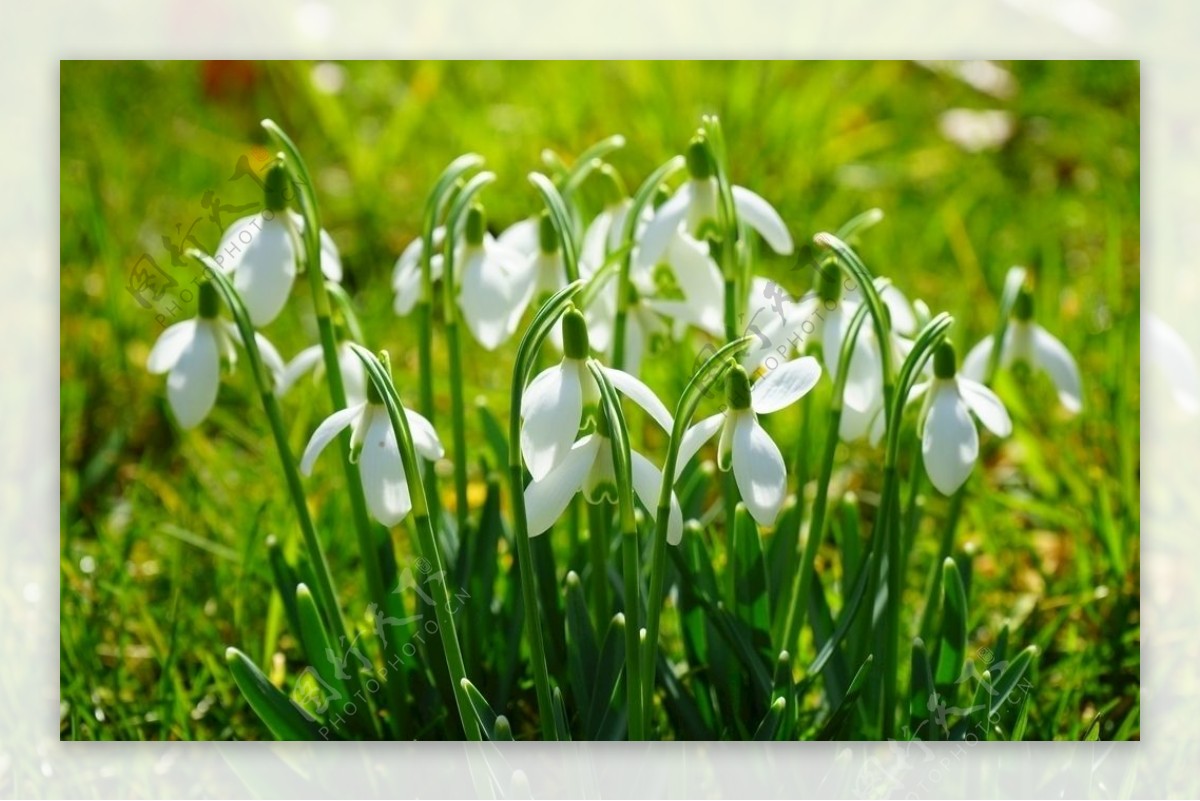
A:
458;246;519;350
318;227;343;282
254;332;287;388
960;335;994;383
524;436;599;537
520;361;584;481
337;344;368;406
673;413;724;480
499;217;540;257
602;366;674;431
167;321;221;429
731;412;788;527
300;403;366;475
147;320;197;374
731;185;793;254
636;184;692;269
230;215;297;327
922;384;979;495
630;450;683;546
880;284;917;336
359;409;412;526
958;377;1012;437
665;234;725;336
751;356;822;415
279;344;323;395
404;409;445;460
1032;324;1083;413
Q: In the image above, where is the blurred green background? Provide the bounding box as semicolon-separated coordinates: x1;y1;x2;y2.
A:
60;61;1139;740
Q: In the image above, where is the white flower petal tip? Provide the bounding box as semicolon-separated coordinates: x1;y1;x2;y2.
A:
300;403;366;476
601;366;674;431
1031;325;1083;414
673;413;724;481
731;412;787;527
957;377;1012;437
731;186;793;255
751;356;822;415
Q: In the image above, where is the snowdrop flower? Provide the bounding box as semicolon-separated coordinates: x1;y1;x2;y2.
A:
299;378;443;527
504;212;572;349
391;226;445;316
675;358;821;526
456;205;529;350
634;139;793;336
771;269;918;442
524;418;684;545
215;165;343;327
961;289;1082;413
638;137;794;271
146;281;285;428
521;309;674;482
915;343;1012;495
280;337;367;406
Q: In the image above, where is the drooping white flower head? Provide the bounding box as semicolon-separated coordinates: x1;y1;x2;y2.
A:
455;206;530;350
916;343;1012;495
391;226;445;316
280;339;367;407
675;357;822;526
300;380;444;527
215;166;343;327
633;138;794;339
524;429;684;546
146;281;285;428
961;289;1082;414
520;309;675;482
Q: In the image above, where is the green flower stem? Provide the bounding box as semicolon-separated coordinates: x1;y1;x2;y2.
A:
263;122;405;736
779;302;871;658
417;156;483;521
589;501;611;631
440;171;497;536
588;360;644;740
349;345;482;741
643;336;755;734
529;173;581;283
508;282;586;739
875;312;954;738
612;156;686;371
195;255;379;736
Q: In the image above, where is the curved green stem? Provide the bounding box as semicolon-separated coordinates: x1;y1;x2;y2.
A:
779;302;872;659
588;360;643;740
507;281;586;739
529;172;581;283
196;254;378;736
348;345;482;741
439;171;497;535
642;336;755;734
263;122;402;735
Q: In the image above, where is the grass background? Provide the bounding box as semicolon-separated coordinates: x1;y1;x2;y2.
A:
59;60;1139;740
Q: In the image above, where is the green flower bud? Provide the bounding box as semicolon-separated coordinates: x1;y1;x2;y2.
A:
562;306;590;359
538;210;559;254
933;341;957;379
726;363;752;411
198;281;219;319
1014;287;1034;321
465;204;486;247
264;164;288;213
818;264;843;304
686;135;714;180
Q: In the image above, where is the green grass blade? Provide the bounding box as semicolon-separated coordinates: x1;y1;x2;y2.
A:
226;647;325;741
